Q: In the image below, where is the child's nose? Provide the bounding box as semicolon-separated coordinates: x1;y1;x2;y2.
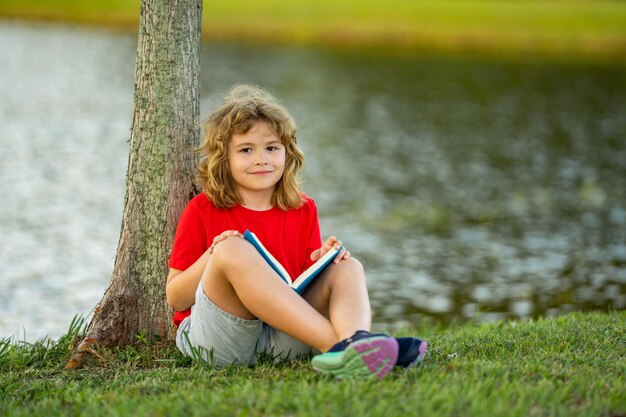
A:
255;152;270;165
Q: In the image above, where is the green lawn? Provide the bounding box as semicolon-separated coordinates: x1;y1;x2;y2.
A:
1;0;626;58
1;311;624;417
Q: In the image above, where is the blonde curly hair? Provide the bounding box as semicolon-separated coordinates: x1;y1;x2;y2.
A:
195;84;305;210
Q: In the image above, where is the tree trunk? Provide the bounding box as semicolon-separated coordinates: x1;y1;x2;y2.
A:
67;0;201;368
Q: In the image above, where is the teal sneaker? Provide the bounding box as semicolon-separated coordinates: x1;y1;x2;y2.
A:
311;331;399;379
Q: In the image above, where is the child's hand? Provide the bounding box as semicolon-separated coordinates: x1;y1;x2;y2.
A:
310;236;351;264
208;230;243;254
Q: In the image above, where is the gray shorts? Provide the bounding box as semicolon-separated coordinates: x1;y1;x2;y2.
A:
176;283;315;367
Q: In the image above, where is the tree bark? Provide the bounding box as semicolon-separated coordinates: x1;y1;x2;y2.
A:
67;0;201;368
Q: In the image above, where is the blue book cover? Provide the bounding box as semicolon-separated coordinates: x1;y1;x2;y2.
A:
243;230;342;294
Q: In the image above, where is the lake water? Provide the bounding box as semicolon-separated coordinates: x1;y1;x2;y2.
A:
1;21;625;342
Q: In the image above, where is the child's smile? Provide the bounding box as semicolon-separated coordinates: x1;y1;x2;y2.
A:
228;121;286;208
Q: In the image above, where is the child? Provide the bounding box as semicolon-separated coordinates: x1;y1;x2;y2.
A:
166;84;426;379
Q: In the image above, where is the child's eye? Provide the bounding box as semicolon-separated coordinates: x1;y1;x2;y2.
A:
267;145;282;151
239;148;252;153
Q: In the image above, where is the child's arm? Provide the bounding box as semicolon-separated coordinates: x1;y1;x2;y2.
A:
166;249;211;311
310;236;350;264
166;230;243;311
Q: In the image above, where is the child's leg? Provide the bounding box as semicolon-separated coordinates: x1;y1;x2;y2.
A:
263;257;374;362
203;236;400;379
301;258;372;340
201;237;339;352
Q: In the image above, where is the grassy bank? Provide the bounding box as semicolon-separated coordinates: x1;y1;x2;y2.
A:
1;311;624;417
1;0;626;59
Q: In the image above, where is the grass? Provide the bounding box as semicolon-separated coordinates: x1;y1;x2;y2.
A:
1;311;624;417
1;0;626;59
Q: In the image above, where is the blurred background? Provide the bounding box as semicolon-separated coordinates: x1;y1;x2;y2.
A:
1;1;625;342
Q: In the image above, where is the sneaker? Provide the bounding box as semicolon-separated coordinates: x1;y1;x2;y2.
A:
343;334;427;368
395;337;427;368
328;332;427;368
311;331;399;379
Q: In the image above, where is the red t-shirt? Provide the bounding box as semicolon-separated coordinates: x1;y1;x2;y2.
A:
168;193;322;326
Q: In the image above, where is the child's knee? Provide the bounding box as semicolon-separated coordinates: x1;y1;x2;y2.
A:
349;257;364;274
210;236;253;266
326;257;365;284
341;257;364;276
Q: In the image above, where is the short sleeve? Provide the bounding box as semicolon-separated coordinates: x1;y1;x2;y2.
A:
168;199;208;271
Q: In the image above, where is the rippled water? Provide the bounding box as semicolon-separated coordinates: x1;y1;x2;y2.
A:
1;21;625;341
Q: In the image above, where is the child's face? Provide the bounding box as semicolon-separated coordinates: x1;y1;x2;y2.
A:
228;121;286;205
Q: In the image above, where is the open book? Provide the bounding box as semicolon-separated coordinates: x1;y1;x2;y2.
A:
243;230;342;294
